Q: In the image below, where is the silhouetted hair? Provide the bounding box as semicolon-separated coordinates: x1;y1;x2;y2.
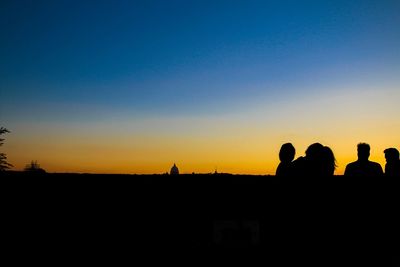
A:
279;143;295;163
291;143;327;176
322;146;337;176
384;148;399;161
357;143;370;161
276;143;296;176
305;143;323;160
384;147;400;177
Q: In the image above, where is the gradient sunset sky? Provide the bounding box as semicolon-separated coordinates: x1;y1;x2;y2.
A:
1;0;399;174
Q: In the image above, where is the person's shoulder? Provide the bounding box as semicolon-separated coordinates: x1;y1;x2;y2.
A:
368;161;383;175
369;161;382;168
292;156;306;168
345;161;358;168
344;162;357;176
293;156;305;163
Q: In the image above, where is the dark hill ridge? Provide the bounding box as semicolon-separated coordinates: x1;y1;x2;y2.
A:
2;172;398;265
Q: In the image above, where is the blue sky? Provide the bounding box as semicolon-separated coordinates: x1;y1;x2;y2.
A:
2;0;399;116
1;0;400;173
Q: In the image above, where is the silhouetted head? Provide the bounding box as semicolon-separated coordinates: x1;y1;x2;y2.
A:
279;143;295;163
322;146;337;175
357;143;370;162
384;148;399;163
305;143;324;161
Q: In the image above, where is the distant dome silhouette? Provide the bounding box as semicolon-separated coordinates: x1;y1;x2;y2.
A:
170;163;179;175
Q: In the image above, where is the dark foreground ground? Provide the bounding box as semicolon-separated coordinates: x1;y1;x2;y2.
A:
2;172;399;265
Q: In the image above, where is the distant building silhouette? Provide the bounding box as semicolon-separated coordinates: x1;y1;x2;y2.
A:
344;143;383;177
170;163;179;175
24;160;46;174
384;148;400;177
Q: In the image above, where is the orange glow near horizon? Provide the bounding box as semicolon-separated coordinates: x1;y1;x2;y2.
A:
5;133;398;175
6;135;396;175
4;86;400;175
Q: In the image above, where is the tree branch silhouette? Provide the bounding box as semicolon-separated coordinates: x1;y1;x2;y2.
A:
0;127;13;171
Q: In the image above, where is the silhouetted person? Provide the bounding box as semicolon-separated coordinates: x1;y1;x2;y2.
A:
291;143;337;176
292;143;323;176
276;143;295;176
384;148;400;177
321;146;337;176
344;143;383;177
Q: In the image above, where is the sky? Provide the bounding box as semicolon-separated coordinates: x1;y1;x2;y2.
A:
1;0;399;174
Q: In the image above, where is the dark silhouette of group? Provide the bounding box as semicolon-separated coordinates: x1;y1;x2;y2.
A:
276;142;399;177
276;142;337;177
